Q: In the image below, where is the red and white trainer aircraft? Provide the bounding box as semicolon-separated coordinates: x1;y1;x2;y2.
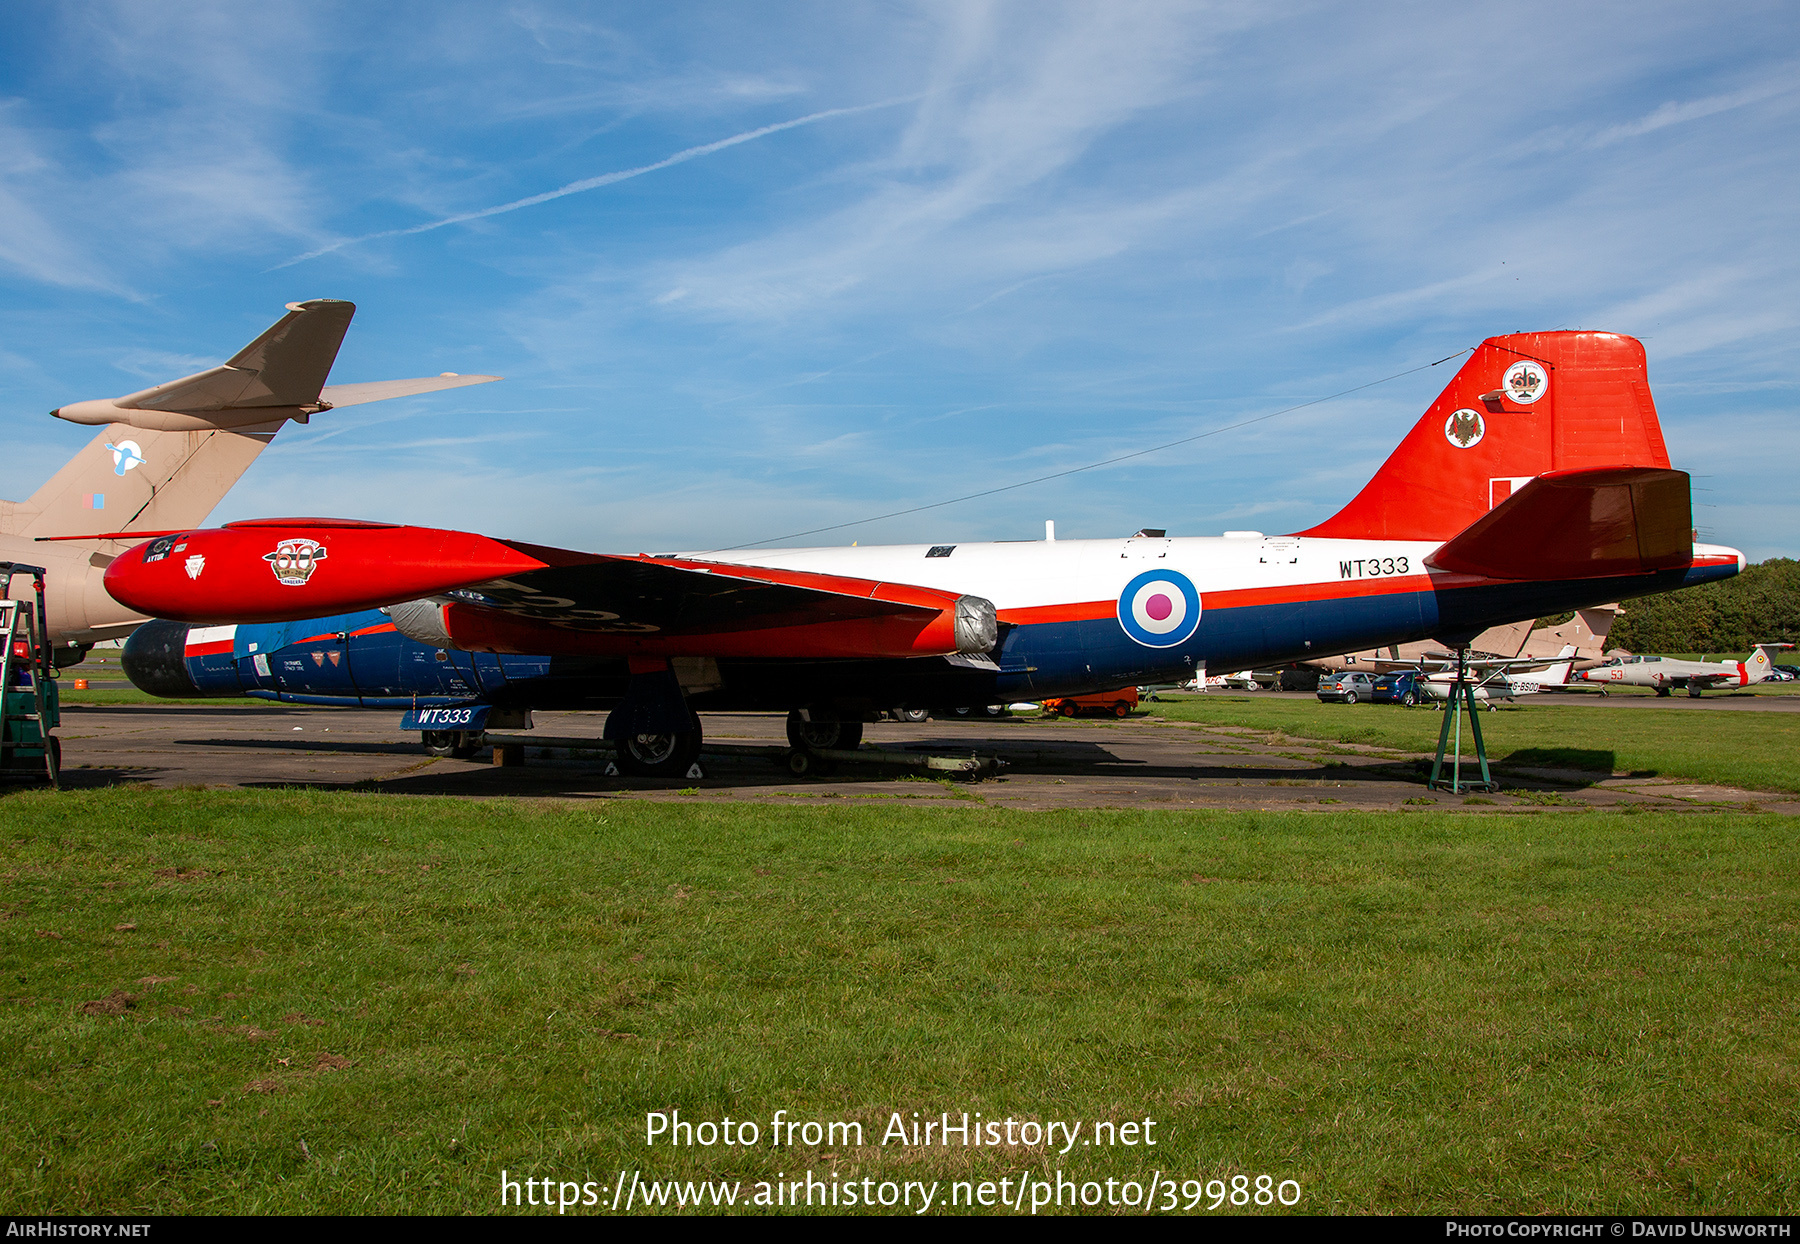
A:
102;331;1744;774
1581;644;1790;697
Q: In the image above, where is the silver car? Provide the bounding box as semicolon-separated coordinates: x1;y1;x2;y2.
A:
1316;671;1377;704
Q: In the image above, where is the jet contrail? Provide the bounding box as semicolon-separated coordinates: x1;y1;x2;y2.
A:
274;98;915;269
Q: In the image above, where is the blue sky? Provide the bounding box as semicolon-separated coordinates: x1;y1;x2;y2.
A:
2;1;1795;559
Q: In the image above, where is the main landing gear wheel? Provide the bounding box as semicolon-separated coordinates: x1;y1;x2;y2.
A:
617;714;703;778
1656;687;1672;697
786;710;863;753
423;730;482;760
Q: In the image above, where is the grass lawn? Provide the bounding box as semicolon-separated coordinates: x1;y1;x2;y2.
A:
1138;697;1800;794
3;790;1796;1215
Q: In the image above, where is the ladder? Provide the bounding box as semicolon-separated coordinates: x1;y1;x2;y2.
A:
0;564;60;788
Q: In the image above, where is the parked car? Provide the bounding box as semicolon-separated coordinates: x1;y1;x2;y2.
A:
1043;687;1139;719
1316;671;1377;704
1372;670;1424;706
1773;664;1800;682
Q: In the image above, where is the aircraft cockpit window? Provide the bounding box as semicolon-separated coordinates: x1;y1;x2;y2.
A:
926;546;955;558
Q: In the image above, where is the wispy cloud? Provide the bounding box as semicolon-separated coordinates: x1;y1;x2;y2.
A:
1589;76;1798;147
274;98;916;268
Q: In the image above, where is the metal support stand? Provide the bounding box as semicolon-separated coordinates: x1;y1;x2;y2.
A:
1427;646;1496;794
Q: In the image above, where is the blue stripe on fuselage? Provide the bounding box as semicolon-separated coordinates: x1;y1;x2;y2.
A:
999;563;1740;697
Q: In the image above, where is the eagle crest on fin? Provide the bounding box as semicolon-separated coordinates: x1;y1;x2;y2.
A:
1444;408;1485;448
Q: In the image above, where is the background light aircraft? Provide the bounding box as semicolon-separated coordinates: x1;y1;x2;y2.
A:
1415;646;1578;708
108;331;1745;777
0;301;496;661
1310;605;1617;674
1580;644;1790;696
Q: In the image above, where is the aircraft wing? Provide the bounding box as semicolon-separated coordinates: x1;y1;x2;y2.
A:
1415;653;1570;672
103;521;998;660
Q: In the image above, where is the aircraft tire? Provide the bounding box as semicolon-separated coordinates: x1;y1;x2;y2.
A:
1656;687;1672;697
786;710;862;753
422;730;484;759
618;714;703;778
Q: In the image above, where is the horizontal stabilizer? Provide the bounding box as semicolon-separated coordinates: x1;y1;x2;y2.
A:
48;301;498;433
1425;467;1692;581
319;374;500;408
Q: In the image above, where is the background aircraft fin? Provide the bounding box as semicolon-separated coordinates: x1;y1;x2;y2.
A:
123;299;356;412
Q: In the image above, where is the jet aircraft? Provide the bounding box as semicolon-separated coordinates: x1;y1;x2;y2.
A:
1579;644;1790;696
105;331;1745;776
0;300;497;661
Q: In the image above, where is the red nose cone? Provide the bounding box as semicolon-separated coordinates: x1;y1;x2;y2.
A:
104;520;552;624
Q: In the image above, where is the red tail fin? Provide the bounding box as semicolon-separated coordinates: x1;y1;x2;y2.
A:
1298;331;1673;542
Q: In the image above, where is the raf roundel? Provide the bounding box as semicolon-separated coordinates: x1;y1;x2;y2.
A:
1117;569;1202;648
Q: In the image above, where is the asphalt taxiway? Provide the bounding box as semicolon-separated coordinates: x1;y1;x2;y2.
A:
35;699;1800;814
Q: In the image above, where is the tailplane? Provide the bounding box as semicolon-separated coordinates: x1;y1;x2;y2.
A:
4;301;499;541
1300;331;1673;543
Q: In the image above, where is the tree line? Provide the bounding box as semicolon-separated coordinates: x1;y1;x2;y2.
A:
1610;558;1799;654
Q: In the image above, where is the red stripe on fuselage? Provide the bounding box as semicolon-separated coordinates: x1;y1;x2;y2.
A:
994;558;1731;628
996;573;1441;626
